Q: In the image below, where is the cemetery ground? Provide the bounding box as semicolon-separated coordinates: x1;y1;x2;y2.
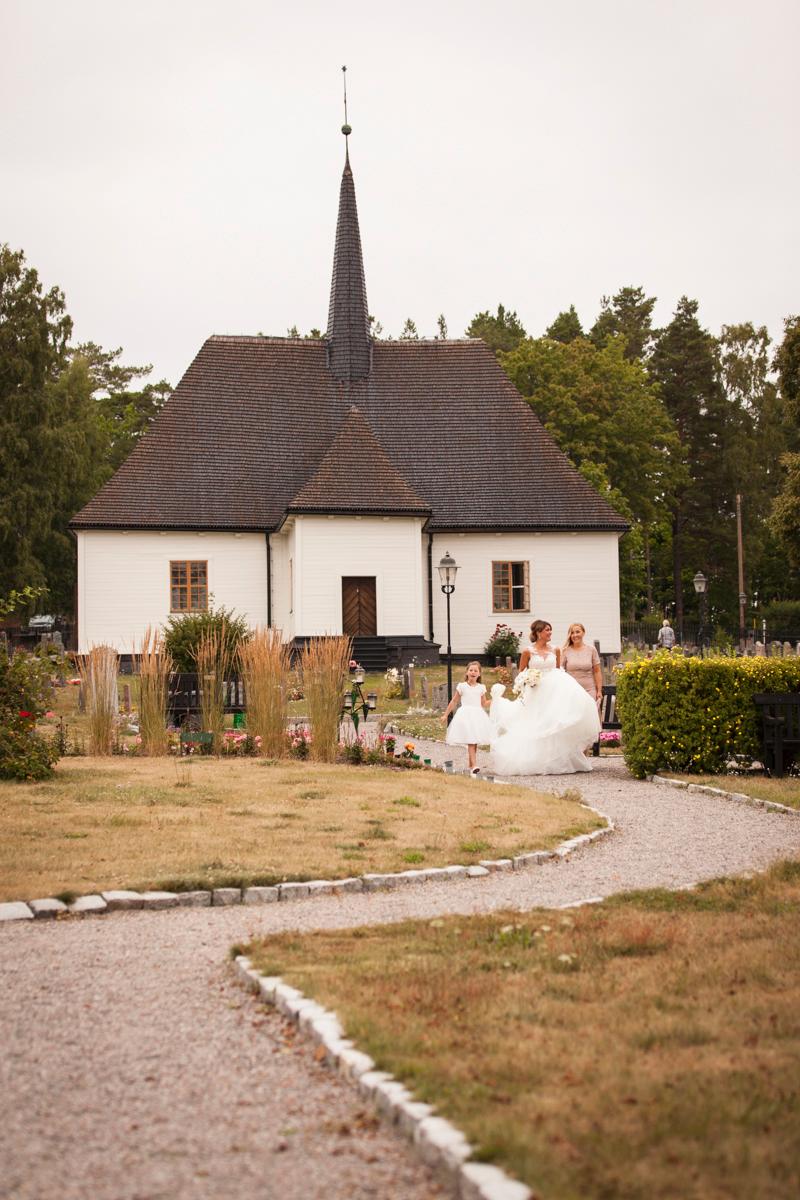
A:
245;859;800;1200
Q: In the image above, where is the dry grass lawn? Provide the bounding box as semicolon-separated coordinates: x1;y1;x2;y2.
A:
247;860;800;1200
665;772;800;810
0;756;601;902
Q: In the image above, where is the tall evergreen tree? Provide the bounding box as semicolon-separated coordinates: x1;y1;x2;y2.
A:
768;316;800;575
545;305;583;343
466;304;526;355
399;317;419;340
0;245;72;597
650;298;730;632
590;286;656;361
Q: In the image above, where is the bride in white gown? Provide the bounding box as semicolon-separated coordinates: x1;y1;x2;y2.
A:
491;619;601;775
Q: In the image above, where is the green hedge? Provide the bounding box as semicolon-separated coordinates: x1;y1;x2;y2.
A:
616;652;800;779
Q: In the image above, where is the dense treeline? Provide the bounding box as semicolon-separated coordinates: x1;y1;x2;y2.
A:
0;245;171;615
465;294;800;636
2;242;798;633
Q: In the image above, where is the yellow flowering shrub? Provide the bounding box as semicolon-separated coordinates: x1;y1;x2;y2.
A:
616;652;800;779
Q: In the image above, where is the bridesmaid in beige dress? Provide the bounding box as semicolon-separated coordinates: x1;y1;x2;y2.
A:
561;623;602;705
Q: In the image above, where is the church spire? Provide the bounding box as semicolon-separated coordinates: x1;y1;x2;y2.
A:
326;67;371;381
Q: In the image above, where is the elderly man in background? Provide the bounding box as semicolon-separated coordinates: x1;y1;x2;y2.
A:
657;619;676;649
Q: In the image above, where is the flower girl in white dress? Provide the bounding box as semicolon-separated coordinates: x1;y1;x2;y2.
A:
442;661;493;776
490;620;600;775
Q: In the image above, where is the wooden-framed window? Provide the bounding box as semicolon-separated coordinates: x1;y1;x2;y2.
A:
170;561;208;612
492;561;530;613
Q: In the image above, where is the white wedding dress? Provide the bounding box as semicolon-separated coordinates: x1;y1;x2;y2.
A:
490;650;600;775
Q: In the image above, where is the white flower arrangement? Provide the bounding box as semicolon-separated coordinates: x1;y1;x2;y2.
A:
512;666;542;697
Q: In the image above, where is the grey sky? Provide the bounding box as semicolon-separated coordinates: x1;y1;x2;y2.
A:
3;0;798;387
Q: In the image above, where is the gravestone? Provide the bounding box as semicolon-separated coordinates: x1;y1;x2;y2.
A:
122;684;132;713
755;641;765;656
419;674;428;702
402;667;415;699
431;683;449;711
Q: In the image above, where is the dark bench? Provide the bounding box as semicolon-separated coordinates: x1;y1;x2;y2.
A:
754;692;800;777
167;672;247;724
592;684;620;756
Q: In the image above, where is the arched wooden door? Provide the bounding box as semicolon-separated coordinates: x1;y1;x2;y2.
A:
342;577;377;636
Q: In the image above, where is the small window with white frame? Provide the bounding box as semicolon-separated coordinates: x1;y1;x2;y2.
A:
492;561;530;613
170;560;208;612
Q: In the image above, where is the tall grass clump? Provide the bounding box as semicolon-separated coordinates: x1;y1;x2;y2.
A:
239;627;291;757
76;645;119;756
135;627;173;756
300;636;352;762
196;625;234;752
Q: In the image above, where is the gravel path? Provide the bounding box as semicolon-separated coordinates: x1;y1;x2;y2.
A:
2;755;799;1200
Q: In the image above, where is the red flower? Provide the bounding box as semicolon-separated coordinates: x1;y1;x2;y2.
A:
18;711;33;718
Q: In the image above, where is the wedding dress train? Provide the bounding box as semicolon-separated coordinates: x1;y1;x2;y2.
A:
490;651;600;775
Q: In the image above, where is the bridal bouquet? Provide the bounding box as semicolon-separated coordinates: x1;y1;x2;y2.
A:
512;666;542;697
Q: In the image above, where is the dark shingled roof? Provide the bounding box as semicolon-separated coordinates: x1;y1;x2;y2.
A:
72;147;627;536
288;405;429;515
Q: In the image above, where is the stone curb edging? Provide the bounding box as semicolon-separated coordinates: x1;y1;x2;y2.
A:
0;804;613;924
233;954;532;1200
649;774;799;816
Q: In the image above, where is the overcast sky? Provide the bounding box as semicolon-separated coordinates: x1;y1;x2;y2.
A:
3;0;798;388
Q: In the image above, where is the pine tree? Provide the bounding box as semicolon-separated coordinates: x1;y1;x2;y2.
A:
545;305;583;343
650;298;730;633
590;286;656;361
0;245;72;596
466;304;526;355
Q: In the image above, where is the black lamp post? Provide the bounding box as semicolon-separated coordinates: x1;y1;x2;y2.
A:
438;551;458;717
693;571;708;653
341;672;377;735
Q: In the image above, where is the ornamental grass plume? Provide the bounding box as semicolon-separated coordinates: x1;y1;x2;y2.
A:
300;635;352;763
238;627;291;757
76;645;119;756
196;624;234;752
135;626;172;756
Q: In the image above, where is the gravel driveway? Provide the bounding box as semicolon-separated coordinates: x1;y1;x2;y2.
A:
2;756;798;1200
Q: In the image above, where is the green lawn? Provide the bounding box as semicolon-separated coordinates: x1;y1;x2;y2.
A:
246;859;800;1200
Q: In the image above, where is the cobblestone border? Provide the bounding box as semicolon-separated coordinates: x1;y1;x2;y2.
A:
649;774;799;816
233;954;533;1200
0;805;613;923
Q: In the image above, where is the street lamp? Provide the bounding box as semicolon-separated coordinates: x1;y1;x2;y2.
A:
438;552;458;718
693;571;708;652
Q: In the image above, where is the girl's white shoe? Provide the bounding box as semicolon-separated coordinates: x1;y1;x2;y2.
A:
470;767;480;777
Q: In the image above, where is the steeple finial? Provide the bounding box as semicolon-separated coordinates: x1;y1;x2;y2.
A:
341;65;351;153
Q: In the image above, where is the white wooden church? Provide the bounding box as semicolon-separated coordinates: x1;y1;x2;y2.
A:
72;133;626;665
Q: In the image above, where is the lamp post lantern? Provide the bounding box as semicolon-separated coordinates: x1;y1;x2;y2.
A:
693;571;708;653
438;552;458;717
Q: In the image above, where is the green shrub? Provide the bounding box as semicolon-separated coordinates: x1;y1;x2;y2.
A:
484;623;522;661
617;652;800;779
163;605;250;672
0;647;59;780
